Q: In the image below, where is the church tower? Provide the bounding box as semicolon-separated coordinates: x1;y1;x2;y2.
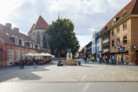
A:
28;16;49;52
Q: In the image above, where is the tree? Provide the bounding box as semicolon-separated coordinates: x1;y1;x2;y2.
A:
46;18;80;57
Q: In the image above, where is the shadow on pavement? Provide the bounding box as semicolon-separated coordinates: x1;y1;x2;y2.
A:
0;63;54;82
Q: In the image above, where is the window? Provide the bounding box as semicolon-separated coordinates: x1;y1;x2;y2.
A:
36;26;39;28
117;38;120;46
16;51;20;60
116;27;120;32
112;30;114;36
112;40;114;47
9;50;13;60
43;34;47;48
22;51;25;60
93;47;95;52
123;22;127;30
123;35;127;44
97;46;99;51
19;39;22;46
37;32;40;44
97;39;99;43
103;42;109;49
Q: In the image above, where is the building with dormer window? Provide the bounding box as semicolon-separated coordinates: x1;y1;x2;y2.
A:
0;23;42;67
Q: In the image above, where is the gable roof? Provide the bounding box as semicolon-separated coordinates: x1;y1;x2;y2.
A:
0;24;34;45
102;0;138;31
28;16;49;34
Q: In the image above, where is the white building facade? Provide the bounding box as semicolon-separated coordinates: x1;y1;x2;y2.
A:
92;31;102;60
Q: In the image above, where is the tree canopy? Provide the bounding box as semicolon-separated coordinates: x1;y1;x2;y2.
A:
46;18;80;57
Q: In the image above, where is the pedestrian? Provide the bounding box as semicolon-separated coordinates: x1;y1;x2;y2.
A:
19;58;24;69
121;57;124;64
135;57;138;65
33;58;37;68
92;56;95;62
99;56;102;64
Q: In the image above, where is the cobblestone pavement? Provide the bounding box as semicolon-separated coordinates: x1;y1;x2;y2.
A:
0;59;138;82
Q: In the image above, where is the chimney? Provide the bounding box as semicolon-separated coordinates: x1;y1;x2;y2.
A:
13;27;19;32
5;23;12;29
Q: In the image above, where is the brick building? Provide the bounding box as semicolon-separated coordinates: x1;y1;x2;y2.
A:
0;23;42;67
28;16;50;52
101;0;138;64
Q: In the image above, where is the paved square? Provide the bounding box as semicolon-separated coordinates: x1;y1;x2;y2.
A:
0;60;138;82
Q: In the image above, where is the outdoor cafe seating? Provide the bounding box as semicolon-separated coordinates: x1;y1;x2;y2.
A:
25;53;54;65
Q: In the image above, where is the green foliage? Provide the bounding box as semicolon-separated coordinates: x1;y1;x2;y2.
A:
46;18;80;57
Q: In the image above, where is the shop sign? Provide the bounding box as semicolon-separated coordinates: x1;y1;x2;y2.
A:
118;47;125;52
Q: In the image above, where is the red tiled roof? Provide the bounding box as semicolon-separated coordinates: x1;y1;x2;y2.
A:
34;16;49;29
0;30;14;45
0;25;35;45
28;16;49;34
132;0;138;14
102;0;138;31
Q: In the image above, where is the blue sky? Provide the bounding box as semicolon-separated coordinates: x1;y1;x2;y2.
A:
0;0;131;50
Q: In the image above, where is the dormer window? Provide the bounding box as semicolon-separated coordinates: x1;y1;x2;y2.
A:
123;9;128;17
25;41;31;48
19;39;22;46
9;36;16;43
18;38;24;46
112;16;120;23
35;44;40;50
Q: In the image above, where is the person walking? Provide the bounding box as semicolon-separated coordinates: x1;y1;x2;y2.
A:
135;57;138;65
121;57;124;64
99;56;102;64
33;58;37;68
19;58;24;69
92;56;95;62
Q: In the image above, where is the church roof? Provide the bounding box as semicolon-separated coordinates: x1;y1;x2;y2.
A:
28;16;49;34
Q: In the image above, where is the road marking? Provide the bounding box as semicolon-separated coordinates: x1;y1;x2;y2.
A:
81;83;90;92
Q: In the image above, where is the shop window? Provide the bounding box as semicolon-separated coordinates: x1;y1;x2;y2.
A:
9;50;14;60
123;22;127;30
112;40;115;47
117;38;120;46
16;51;20;60
93;47;95;52
123;36;127;44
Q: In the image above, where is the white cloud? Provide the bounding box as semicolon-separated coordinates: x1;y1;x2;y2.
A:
0;0;132;50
